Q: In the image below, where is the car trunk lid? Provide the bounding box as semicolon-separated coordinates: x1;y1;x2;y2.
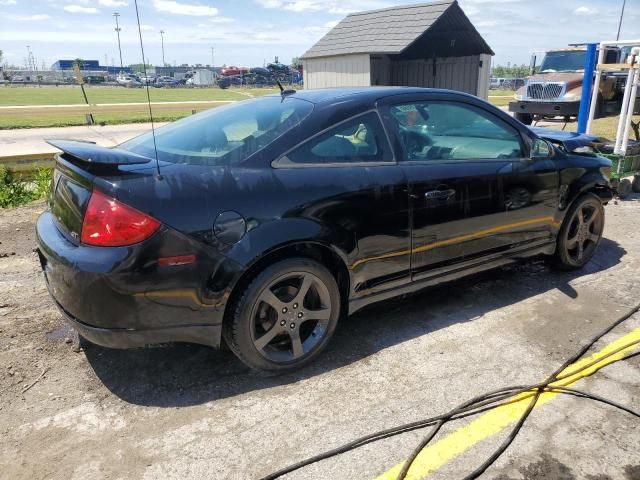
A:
46;139;153;169
47;140;155;241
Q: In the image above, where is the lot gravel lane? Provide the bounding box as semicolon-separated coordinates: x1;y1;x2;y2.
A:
1;197;639;480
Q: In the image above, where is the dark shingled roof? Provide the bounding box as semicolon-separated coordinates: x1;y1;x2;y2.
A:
302;1;493;59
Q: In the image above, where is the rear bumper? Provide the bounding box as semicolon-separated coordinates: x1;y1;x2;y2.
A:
36;210;242;348
52;295;222;349
509;101;579;117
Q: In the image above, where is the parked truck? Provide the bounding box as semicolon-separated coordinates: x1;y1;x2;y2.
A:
509;46;632;125
186;69;214;86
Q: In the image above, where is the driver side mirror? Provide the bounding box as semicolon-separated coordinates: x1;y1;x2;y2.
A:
530;138;553;160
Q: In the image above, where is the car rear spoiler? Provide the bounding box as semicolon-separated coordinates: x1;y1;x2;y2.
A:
529;127;601;152
46;139;153;166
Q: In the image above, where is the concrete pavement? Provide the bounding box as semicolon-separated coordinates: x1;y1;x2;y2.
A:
1;195;640;480
0;122;164;160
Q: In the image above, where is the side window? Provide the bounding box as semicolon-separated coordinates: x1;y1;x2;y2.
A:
389;101;524;162
283;112;393;165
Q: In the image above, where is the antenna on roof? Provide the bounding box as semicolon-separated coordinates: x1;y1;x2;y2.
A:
133;0;161;178
275;78;296;96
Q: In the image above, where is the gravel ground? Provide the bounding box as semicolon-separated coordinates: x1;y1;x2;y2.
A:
1;196;639;480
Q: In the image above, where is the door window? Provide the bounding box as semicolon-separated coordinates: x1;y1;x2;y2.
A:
282;112;393;165
389;101;524;161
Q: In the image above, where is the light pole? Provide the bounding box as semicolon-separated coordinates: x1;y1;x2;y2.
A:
113;12;124;72
616;0;626;41
211;46;214;69
160;30;166;66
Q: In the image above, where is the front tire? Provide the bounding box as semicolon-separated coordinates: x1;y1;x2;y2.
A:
553;194;604;270
514;112;533;125
618;178;632;199
223;258;341;371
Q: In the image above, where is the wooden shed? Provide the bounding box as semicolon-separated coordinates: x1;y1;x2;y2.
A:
301;0;494;99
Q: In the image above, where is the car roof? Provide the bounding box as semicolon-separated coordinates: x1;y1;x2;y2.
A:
268;87;474;106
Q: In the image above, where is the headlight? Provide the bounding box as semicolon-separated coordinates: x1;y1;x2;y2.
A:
562;91;581;101
572;146;595;154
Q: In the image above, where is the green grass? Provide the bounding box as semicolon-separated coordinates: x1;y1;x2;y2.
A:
0;85;280;106
489;88;516;96
0;166;52;208
488;96;512;107
590;115;640;141
488;89;515;108
0;86;281;128
1;86;626;137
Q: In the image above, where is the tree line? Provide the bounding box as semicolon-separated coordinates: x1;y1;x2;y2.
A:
491;63;530;78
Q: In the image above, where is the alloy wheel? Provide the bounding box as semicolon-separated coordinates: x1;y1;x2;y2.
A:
250;271;332;363
564;201;603;264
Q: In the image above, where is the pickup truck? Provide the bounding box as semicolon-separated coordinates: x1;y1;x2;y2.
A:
509;47;628;125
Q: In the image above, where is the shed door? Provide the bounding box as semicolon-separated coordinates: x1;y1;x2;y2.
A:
390;55;480;96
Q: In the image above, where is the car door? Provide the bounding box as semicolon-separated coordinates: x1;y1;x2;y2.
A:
273;111;411;297
495;136;560;247
379;94;530;280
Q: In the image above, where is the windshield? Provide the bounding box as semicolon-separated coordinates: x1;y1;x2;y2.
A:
120;96;313;166
539;50;586;73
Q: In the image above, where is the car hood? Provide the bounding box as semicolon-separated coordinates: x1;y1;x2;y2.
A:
529;127;601;152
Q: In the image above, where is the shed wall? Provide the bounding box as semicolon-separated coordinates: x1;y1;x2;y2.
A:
303;54;371;89
386;55;481;95
476;53;492;100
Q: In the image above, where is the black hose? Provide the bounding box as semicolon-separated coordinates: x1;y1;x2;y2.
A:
459;301;640;480
260;302;640;480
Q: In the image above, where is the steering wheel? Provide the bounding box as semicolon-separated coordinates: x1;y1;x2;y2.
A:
400;128;433;159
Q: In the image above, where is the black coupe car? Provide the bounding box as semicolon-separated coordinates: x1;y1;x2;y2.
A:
36;87;613;371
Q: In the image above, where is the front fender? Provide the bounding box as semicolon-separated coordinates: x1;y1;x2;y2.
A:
562;170;613;210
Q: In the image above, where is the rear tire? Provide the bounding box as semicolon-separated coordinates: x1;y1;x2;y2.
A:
223;258;341;371
552;194;604;270
515;112;533;125
631;175;640;193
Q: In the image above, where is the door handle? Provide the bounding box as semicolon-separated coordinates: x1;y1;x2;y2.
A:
424;188;456;200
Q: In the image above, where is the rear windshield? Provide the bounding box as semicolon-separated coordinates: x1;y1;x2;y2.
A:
120;96;313;166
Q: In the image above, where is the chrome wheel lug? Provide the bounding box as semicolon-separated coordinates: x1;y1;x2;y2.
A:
282;307;288;313
293;303;298;309
297;312;303;318
280;320;286;326
290;322;295;329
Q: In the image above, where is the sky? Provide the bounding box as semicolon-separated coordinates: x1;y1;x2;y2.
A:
0;0;638;69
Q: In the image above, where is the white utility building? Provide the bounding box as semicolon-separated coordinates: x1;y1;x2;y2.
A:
301;0;493;99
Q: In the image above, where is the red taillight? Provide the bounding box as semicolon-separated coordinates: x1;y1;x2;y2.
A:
81;190;160;247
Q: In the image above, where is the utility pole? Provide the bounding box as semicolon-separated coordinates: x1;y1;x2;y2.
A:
160;30;166;66
211;46;214;69
616;0;626;41
113;12;124;72
26;45;37;71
